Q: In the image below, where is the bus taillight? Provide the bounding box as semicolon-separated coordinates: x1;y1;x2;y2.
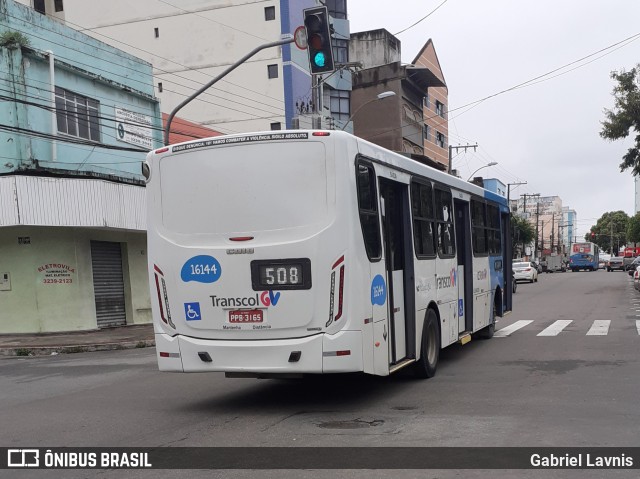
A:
334;265;345;322
326;256;345;327
154;265;175;329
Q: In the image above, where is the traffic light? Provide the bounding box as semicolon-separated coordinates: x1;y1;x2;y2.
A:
591;232;595;239
303;6;334;75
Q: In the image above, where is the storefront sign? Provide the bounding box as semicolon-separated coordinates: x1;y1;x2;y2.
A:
37;263;76;285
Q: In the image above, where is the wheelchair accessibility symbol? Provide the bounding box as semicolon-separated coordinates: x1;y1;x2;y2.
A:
184;302;201;321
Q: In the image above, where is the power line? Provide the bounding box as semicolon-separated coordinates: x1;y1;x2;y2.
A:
154;0;273;42
0;74;232;139
436;32;640;121
363;30;640;144
394;0;449;36
38;5;288;111
4;11;287;119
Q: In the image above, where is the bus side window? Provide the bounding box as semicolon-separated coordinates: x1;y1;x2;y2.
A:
435;188;455;258
487;204;502;254
471;199;487;256
411;180;436;258
356;163;382;261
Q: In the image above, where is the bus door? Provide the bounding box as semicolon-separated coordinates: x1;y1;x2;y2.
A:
454;199;473;334
502;211;513;313
379;178;416;365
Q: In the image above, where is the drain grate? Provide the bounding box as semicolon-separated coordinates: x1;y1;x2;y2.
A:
317;419;384;429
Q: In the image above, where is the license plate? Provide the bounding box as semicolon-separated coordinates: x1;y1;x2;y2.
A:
229;309;263;323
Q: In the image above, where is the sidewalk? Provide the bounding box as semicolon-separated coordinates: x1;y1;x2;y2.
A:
0;324;155;357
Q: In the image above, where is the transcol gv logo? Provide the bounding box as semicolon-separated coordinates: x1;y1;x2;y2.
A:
210;291;281;308
436;268;457;289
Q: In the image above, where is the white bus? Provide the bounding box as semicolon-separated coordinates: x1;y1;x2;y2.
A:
144;130;513;378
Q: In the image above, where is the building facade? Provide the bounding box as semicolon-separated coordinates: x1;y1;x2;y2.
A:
350;30;448;169
21;0;353;134
483;178;507;198
510;195;567;259
1;0;161;333
562;207;577;252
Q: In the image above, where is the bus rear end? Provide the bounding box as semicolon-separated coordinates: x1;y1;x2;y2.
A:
144;132;362;376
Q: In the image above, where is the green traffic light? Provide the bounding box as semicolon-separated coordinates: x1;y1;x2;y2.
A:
314;52;326;68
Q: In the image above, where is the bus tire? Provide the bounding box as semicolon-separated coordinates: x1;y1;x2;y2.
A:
414;309;440;379
477;301;496;340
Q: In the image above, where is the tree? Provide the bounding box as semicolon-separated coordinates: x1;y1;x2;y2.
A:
600;65;640;175
586;211;630;254
627;213;640;245
511;214;535;258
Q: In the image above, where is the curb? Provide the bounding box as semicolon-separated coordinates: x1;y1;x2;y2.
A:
0;339;156;357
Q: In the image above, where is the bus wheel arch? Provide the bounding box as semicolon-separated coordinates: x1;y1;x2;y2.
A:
413;305;440;379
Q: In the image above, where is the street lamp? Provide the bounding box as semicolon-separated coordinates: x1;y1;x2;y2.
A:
467;162;498;181
340;91;396;131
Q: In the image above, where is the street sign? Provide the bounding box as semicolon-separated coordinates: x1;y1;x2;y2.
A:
294;26;307;50
115;107;153;149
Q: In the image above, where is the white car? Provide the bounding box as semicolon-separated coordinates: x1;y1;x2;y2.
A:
513;261;539;283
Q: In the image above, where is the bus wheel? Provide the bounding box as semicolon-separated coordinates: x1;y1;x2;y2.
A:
477;303;496;340
414;309;440;379
476;301;498;339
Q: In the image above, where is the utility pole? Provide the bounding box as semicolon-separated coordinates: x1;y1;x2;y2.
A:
550;214;555;253
559;222;572;256
535;202;540;259
448;143;479;175
610;222;614;255
520;193;540;219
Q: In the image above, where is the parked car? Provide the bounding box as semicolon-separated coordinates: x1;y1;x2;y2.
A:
513;261;539;283
512;270;517;294
634;266;640;291
626;256;640;274
530;261;543;274
607;256;624;272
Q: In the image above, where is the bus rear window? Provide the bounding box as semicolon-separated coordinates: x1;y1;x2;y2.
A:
159;143;329;234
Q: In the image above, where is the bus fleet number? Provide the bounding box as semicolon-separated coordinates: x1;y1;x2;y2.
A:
263;266;300;285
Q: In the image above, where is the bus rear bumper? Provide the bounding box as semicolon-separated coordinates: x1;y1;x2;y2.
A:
154;331;363;374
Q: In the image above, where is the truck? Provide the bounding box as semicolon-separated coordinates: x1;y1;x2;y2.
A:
542;254;564;273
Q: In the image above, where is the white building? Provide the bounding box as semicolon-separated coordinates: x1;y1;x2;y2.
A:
20;0;354;134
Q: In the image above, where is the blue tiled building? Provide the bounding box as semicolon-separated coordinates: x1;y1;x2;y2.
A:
0;0;161;333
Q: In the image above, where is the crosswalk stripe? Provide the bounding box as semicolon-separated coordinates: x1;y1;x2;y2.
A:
537;320;573;336
586;320;610;336
495;320;534;337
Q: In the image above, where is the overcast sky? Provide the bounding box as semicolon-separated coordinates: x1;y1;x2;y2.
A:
347;0;640;238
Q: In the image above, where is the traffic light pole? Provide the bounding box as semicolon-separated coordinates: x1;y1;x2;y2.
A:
164;36;295;145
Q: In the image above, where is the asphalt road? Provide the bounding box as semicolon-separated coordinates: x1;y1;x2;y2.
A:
1;269;638;479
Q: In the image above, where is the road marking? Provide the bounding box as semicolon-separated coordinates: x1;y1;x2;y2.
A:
537;320;573;336
586;320;610;336
637;320;640;335
495;320;534;337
